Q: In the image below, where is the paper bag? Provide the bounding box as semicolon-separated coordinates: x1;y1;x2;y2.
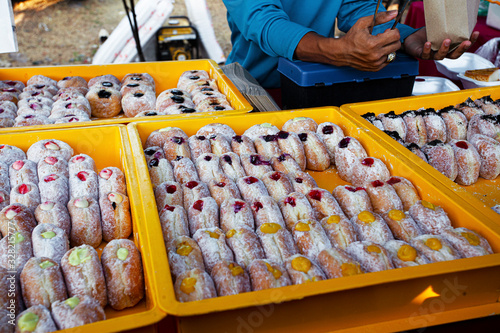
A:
423;0;480;51
0;0;18;53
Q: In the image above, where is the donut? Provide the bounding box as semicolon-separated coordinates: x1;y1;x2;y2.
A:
256;223;297;264
381;209;421;242
26;75;55;87
167;236;205;279
469;134;500;179
14;114;54;127
243;123;280;141
196;99;233;112
334;137;368;183
211;261;252;296
332;185;373;220
296;131;331;171
316;122;345;165
306;188;344;220
409;200;452;235
291;220;332;259
273;131;307;171
240;154;273;179
405;143;428;163
156;89;190;106
51;295;106;329
345;241;394;272
187;197;219;235
350;157;391;186
174;268;217;302
420;108;447;143
0;203;37;236
288;171;318;196
224;227;265;269
52;97;91;117
195;153;224;184
317;247;364;279
219;152;246;182
196;123;237;141
377;111;408;142
163;135;192;161
121;89;156;117
0;189;9;211
455;97;484;121
15;305;58;333
285;254;326;284
100;192;132;242
172;156;199;184
34;201;71;236
383;240;428;268
31;224;69;264
57;76;88;90
192;227;234;274
271;153;303;175
85;86;122;118
254;134;282;159
0;90;18;104
37;156;69;179
467;114;500;141
250;196;286;230
208;177;241;206
67;197;102;248
278;192;316;231
17;103;51;117
410;235;461;262
219;198;255;233
385;176;420;212
0;100;18;116
181;180;211;212
0;230;32;273
261;171;293;202
438;106;468;142
236;176;269;202
52;87;87;101
156;95;195;113
350;211;394;245
0;118;14;129
475;95;500;115
401;110;427;147
230;135;256;155
144;145;165;164
60;245;107;307
159;204;190;252
192;90;227;106
49;109;91;122
154;181;183;211
282;117;318;133
10;160;38;188
319;214;357;250
364;180;404;215
69;170;99;200
449;140;481;185
441;227;493;258
147;154;174;188
38;173;69;206
20;257;67;309
9;183;40;213
122;73;155;89
188;135;212;161
23;84;58;96
421;140;458;181
88;74;121;90
1;80;25;92
26;139;73;164
177;70;211;91
208;134;233;156
101;239;145;310
248;259;291;291
98;166;127;196
0;161;9;192
0;145;26;166
185;79;219;96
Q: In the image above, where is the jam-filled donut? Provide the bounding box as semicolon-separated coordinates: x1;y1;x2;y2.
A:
364;180;403;215
181;180;211;212
291;220;332;260
317;122;345;165
409;200;452;235
402;110;427;147
208;177;241;206
195;123;237;142
192;90;227;106
469;134;500;179
250;196;286;229
174;268;217;302
257;223;297;264
196;99;233;112
193;227;234;274
52;95;91;115
261;171;293;202
383;240;428;268
405;143;428;163
34;201;71;236
37;156;69;180
243;123;280;141
88;74;121;90
385;176;420;212
282;117;318;133
146;151;174;188
164;136;192;162
86;86;122;118
161;104;197;115
0;190;9;212
14;114;54;127
421;108;447;143
156;91;195;113
275;131;307;170
10;183;41;213
211;261;252;296
377;111;407;141
332;185;373;220
122;89;156;118
288;171;318;195
248;259;291;291
0;203;37;236
0;144;26;166
455;97;484;121
159;204;189;252
195;153;224;184
10;159;39;188
317;247;364;278
145;127;189;150
57;76;88;90
410;235;461;262
188;135;212;161
122;73;155;89
173;156;200;185
345;241;394;272
350;157;391;186
27;139;73;164
38;173;69;206
219;152;246;182
254;134;282;159
231;135;256;155
441;227;493;258
306;188;345;220
271;153;303;175
154;181;183;211
177;70;211;91
439;106;468;142
381;209;421;242
285;254;326;284
350;211;394;245
168;236;205;279
69;170;99;200
297;131;331;171
219;198;255;233
100;192;132;242
1;79;25;92
52;87;87;102
334;137;368;183
208;134;233;156
185;78;219;96
278;192;317;231
240;154;273;179
187;197;219;235
421;140;458;181
17;103;51;117
449;140;481;185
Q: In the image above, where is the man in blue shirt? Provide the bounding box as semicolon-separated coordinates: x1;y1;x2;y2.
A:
222;0;479;88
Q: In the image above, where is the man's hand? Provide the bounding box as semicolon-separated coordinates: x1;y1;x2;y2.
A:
402;28;480;60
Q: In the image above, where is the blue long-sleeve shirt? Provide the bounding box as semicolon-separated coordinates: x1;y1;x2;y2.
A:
223;0;417;88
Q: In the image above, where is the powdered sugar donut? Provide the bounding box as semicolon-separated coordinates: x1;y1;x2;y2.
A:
345;241;394;272
196;98;233;112
256;223;297;265
208;177;241;206
439;107;468;142
172;157;199;184
52;87;87;102
383;240;428;268
320;214;358;250
278;192;316;231
67;197;102;248
208;134;232;156
181;180;210;212
147;154;175;188
174;268;216;302
155;181;183;211
291;220;332;260
156;94;195;113
210;261;251;296
88;74;121;90
317;247;364;278
386;177;420;212
0;144;26;166
14;113;54;127
219;152;246;182
306;188;345;220
188;135;212;161
350;157;391;186
187;197;219;235
0;190;9;212
10;159;38;188
402;110;427;147
51;295;106;329
185;78;219;95
177;70;210;91
122;72;155;89
406;143;428;163
250;196;286;229
27;75;57;87
240;154;273;179
225;227;264;269
297;131;331;171
1;79;25;92
163;135;192;161
231;135;256;155
57;76;88;90
410;234;461;262
377;111;407;141
332;185;373;220
27;139;73;164
69;170;99;200
422;109;447;142
334;137;368;183
455;97;484;121
34;201;71;236
31;223;69;264
192;90;227;105
236;176;269;202
197;123;237;141
168;235;205;279
159;204;190;251
409;200;452;235
15;305;58;333
38;156;69;180
261;170;293;202
364;180;403;215
68;154;96;174
421;140;458;181
469;134;500;179
52;96;91;116
275;131;307;170
10;183;41;212
449;140;480;185
350;211;394;245
192;227;234;274
0;229;33;273
0;100;17;117
86;86;121;118
248;259;291;291
254;134;282;159
288;171;318;195
285;254;326;284
441;227;493;258
38;174;69;205
17;102;51;117
220;198;255;233
0;203;37;236
282;117;318;133
98;166;127;196
474;95;500;115
271;153;303;175
195;153;224;184
122;89;156;117
243;123;280;141
467;114;500;141
99;192;132;242
317;122;345;164
48;108;91;121
381;209;421;242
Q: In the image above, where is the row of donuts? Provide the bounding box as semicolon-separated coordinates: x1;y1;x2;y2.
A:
0;238;144;332
361;95;500;186
142;121;493;302
0;140;132;248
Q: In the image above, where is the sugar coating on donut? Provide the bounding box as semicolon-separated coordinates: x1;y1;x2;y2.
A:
408;200;452;235
345;241;394;272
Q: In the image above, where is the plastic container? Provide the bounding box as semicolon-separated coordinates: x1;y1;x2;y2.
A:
0;60;252;133
435;53;495;81
127;108;500;332
0;125;165;332
412;76;460;96
341;86;500;219
457;72;500;89
277;52;419;109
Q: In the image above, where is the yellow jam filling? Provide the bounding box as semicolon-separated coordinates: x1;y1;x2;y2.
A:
461;232;480;246
11;232;25;245
18;312;39;332
65;296;80;309
260;223;282;234
367;245;381;253
68;248;91;266
327;215;341;224
265;262;282;279
226;229;236;238
421;200;436;210
229;263;244;276
39;260;55;269
294;222;311;232
397;245;418;262
41;231;56;239
291;256;311;273
425;238;442;251
358;211;376;223
388;209;405;221
117;248;129;261
180;277;197;294
341;262;362;277
177;243;193;256
206;230;220;239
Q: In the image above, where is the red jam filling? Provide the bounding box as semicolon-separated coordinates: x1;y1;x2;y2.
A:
163;204;175;212
298;133;308;142
185;181;199;189
233;135;243;143
339;137;351;148
44;175;58;182
361;158;374;166
284;197;296;207
263;135;277;142
223;155;232;164
269;172;281;181
252;202;264;212
309;189;322;201
233;201;245;213
295;177;303;183
166;185;177;194
456;141;468;149
18;184;29;194
322;125;334;135
387;177;401;185
77;171;88;181
204;155;212;161
250;155;270;166
45;156;58;165
216;182;226;188
193;200;204;211
244;177;259;184
371;180;384;187
277;131;289;139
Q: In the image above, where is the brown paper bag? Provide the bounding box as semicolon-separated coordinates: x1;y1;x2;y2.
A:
423;0;480;51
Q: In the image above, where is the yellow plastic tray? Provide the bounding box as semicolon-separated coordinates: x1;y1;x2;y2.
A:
127;107;500;332
0;125;165;332
341;86;500;222
0;60;252;133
